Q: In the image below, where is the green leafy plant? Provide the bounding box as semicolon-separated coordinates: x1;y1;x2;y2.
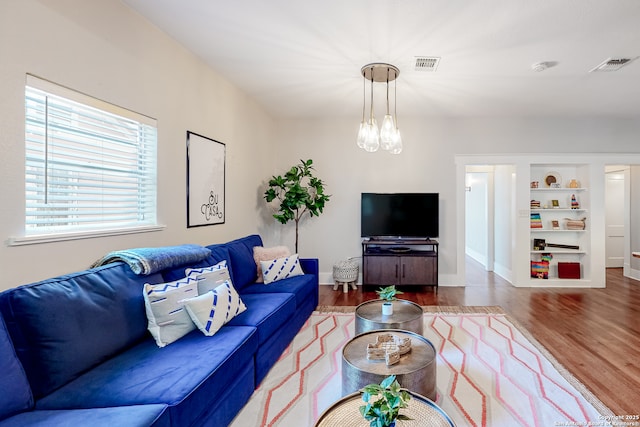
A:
264;159;330;253
359;375;412;427
376;285;403;302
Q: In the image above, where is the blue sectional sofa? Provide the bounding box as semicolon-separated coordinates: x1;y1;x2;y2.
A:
0;235;319;427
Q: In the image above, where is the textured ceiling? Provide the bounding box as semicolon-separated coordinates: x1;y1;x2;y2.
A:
122;0;640;119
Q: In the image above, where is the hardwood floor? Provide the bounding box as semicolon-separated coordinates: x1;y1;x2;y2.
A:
318;259;640;416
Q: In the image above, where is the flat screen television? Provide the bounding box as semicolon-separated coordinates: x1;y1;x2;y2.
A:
361;192;439;239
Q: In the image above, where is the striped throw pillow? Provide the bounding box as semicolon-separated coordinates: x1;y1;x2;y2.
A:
185;260;231;294
260;254;304;284
144;277;198;347
182;281;247;336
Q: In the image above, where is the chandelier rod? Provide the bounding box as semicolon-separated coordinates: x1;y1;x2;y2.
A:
386;68;390;116
369;66;374;122
361;70;366;123
394;69;398;128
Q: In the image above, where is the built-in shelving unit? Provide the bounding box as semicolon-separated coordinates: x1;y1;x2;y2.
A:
529;164;591;285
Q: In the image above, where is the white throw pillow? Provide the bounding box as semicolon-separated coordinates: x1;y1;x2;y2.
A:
260;254;304;284
144;277;198;348
253;246;291;283
182;281;247;336
185;260;231;294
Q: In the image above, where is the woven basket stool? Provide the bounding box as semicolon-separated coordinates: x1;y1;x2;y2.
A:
333;260;359;293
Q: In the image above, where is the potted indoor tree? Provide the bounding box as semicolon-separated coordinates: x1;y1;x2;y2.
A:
376;285;403;316
359;375;412;427
264;159;330;253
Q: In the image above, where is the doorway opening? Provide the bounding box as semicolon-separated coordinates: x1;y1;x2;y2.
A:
604;165;627;269
464;165;515;287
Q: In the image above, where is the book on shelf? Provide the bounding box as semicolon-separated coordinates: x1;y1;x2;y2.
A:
530;212;542;228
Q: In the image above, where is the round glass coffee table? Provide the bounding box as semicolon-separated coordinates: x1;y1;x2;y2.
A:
342;329;437;400
315;390;455;427
355;299;424;335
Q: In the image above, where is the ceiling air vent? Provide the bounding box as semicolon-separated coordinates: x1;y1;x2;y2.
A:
415;56;440;72
589;57;637;72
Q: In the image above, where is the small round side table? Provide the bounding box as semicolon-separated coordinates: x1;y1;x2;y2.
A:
355;299;424;335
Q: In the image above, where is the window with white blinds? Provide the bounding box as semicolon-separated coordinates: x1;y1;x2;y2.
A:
23;75;158;239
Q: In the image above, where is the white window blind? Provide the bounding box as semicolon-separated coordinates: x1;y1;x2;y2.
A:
23;75;158;238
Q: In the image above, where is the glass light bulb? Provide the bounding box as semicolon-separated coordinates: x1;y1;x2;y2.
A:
389;128;402;154
363;118;380;152
380;114;395;150
356;121;368;148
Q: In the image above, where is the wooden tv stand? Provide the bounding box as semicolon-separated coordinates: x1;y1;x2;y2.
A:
361;238;438;289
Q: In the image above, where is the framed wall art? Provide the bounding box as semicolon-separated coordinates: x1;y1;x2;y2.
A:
186;131;225;227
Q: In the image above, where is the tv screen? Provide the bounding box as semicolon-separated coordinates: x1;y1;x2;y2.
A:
361;193;439;239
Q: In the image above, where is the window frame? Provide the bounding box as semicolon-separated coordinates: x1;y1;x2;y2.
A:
10;75;163;246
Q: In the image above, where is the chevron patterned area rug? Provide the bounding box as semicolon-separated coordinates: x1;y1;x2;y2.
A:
230;306;612;427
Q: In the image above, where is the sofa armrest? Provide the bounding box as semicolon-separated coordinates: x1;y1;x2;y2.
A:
299;258;318;277
300;258;319;285
300;258;320;308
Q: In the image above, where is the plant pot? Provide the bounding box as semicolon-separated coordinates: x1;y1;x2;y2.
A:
382;302;393;316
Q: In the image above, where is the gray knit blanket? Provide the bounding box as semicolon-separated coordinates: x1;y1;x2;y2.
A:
91;244;211;275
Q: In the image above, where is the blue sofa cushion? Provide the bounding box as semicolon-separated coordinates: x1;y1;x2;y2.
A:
205;243;233;276
160;243;233;283
225;235;263;291
205;243;232;264
0;404;169;427
251;301;312;385
240;273;317;309
159;254;216;282
0;315;33;420
227;293;296;345
0;263;164;399
237;234;264;257
36;326;258;427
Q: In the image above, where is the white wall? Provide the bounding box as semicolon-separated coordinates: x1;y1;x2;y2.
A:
0;1;277;290
493;165;514;282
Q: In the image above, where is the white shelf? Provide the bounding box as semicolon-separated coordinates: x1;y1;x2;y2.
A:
531;187;586;191
530;229;586;232
531;250;586;255
530;208;587;212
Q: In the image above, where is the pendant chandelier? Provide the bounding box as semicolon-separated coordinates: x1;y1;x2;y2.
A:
356;63;402;154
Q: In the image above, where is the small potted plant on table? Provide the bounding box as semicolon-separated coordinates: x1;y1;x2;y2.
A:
359;375;412;427
376;285;403;316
